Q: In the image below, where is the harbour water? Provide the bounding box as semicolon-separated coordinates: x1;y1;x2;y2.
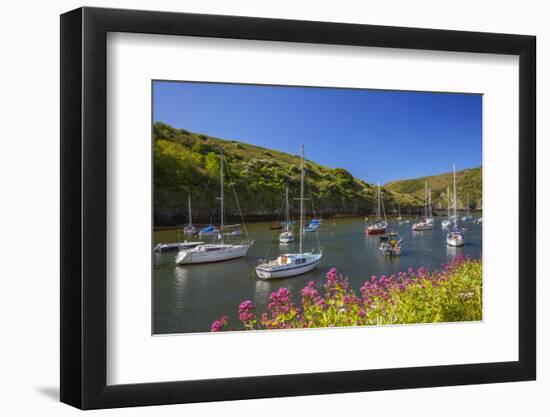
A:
153;215;482;334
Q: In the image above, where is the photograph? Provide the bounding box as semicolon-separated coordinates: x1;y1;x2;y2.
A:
152;81;483;334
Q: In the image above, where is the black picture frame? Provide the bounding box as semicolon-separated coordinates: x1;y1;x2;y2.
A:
60;6;536;410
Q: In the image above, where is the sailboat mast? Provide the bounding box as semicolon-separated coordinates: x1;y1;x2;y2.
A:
428;186;432;218
285;186;290;232
447;186;451;220
299;145;304;254
424;182;427;218
453;163;457;226
188;194;193;226
377;182;381;221
220;151;224;245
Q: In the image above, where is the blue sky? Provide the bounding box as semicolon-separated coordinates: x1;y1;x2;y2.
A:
153;81;482;184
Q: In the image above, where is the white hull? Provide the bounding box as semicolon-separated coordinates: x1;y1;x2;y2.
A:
199;230;219;237
441;220;451;228
175;243;251;265
256;253;321;279
446;229;465;247
412;222;433;231
279;231;295;243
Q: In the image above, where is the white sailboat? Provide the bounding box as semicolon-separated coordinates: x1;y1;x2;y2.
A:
426;186;434;224
447;164;465;247
412;182;433;231
366;183;388;235
441;186;452;228
279;187;295;243
183;194;197;235
461;194;474;222
175;151;253;265
397;202;410;225
256;145;322;279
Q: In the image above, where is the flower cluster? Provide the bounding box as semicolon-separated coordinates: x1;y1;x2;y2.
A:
211;256;482;332
237;300;256;330
210;315;229;332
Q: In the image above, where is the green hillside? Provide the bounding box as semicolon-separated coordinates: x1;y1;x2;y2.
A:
153;122;420;226
385;167;482;211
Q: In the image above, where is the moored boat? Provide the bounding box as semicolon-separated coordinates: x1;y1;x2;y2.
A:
256;252;322;279
446;228;465;247
397;203;410;225
304;220;320;232
279;187;295;243
461;194;474;222
183;194;197;235
378;232;403;256
176;151;253;265
198;224;219;237
441;186;452;228
396;203;403;222
447;164;466;247
412;182;433;231
256;145;322;279
366;183;388;235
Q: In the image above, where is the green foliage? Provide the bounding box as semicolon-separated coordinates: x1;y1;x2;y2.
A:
153;122;426;224
212;258;483;332
385;167;482;210
380;261;483;324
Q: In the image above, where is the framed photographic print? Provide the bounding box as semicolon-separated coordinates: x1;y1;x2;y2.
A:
60;6;536;409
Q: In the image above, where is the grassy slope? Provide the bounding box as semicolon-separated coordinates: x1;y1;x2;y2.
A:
385;166;482;210
153;122;420;225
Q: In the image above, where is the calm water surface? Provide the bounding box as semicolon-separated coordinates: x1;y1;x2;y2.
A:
153;216;482;334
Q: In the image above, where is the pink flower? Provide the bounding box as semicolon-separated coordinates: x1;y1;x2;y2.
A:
238;300;255;323
210;315;229;332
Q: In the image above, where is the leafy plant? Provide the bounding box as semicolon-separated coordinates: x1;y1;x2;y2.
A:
211;256;482;331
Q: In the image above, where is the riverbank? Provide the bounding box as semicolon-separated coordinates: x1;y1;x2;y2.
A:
211;256;482;332
154;210;482;231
